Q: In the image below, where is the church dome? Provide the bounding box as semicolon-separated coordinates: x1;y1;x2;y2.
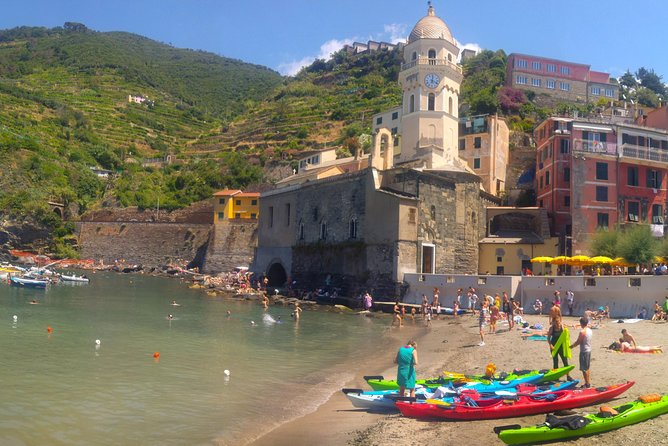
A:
408;3;454;44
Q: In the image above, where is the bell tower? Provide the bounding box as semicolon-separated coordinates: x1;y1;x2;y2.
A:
398;2;463;168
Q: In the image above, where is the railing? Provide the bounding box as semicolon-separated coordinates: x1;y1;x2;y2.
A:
620;144;668;163
401;57;462;74
572;139;617;156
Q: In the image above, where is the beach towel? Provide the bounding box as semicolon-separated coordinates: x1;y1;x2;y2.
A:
551;328;572;359
523;335;548;341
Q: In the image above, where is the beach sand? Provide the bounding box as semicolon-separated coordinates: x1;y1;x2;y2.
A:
250;312;668;446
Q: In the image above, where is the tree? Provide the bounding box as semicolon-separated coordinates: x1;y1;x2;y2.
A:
498;87;527;114
618;71;637;89
589;229;619;258
636;87;660;107
617;225;657;266
636;67;666;98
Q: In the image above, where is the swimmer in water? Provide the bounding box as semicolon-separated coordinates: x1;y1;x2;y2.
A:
30;299;39;305
250;320;256;326
167;314;174;320
226;310;232;317
171;300;181;306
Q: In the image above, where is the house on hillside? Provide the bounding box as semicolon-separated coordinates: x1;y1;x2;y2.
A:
213;190;260;222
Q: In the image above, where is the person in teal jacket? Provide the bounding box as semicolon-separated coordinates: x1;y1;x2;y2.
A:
395;340;418;397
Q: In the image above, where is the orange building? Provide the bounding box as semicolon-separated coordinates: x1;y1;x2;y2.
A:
213;190;260;223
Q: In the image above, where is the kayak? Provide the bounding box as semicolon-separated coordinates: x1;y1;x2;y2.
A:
497;394;668;445
365;371;545;392
364;365;573;391
396;381;634;420
343;380;579;412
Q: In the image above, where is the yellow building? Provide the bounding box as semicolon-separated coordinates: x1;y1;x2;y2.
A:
213;190;260;223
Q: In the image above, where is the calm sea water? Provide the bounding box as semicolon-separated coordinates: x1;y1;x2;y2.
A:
0;273;389;445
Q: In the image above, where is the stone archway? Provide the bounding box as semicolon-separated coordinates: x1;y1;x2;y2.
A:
266;262;287;287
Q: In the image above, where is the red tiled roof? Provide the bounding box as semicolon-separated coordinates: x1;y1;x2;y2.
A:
213;189;242;197
236;192;261;198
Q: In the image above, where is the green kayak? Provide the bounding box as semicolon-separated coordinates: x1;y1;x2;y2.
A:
497;394;668;445
365;365;574;391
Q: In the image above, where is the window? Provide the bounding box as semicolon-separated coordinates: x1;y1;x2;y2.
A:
652;204;664;224
532;78;541;87
268;206;274;227
596;162;608;180
428;93;435;111
474;137;482;149
564;167;570;182
560;66;570;75
596;186;608;202
605;88;614;98
547;79;556;89
539;176;543;189
251;213;257;219
539;199;544;207
235;213;241;219
647;169;662;188
299;221;305;240
628;202;640;222
546;171;550;185
217;212;224;220
628;166;639;186
459;139;466;150
516;75;528;85
411;52;417;61
408;208;417;224
393;136;399;147
236;199;241;205
532;61;541;70
560;82;570;91
376;117;382;125
497;256;503;262
392;111;398;120
251;199;257;205
409;95;415;113
473;158;481;169
560;139;569;154
285;203;291;226
564;195;570;207
448;53;452;62
428;49;436;64
597;213;609;229
448;97;453;114
319;221;327;240
515;59;528;68
219;198;225;204
312;207;318;221
547;63;556;72
349;218;358;239
391;127;398;135
591;86;601;95
430;205;436;220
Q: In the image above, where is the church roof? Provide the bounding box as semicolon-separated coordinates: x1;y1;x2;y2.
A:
408;3;454;44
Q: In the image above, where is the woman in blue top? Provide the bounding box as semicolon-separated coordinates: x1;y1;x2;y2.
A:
395;340;418;397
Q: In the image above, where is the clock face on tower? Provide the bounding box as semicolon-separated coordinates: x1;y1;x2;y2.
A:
424;73;440;89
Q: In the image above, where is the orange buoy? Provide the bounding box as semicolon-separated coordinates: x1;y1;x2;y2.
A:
47;326;53;333
153;352;160;359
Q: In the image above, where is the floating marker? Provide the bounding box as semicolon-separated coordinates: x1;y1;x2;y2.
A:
224;369;230;376
153;352;160;359
47;326;52;333
95;339;101;345
13;315;18;321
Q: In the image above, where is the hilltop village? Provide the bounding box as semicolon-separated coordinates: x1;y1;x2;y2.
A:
194;4;668;301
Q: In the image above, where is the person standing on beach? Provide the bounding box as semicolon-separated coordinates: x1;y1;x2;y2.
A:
391;301;403;327
547;303;573;381
394;340;418;397
489;303;499;334
363;292;373;311
478;300;488;346
421;294;429;321
570;317;592;388
502;292;513;331
425;303;433;327
566;290;575;316
432;288;441;320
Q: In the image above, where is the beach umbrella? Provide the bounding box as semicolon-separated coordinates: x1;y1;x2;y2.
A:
590;256;614;264
653;256;666;263
612;257;634;267
530;256;553;263
550;256;570;265
568;255;593;266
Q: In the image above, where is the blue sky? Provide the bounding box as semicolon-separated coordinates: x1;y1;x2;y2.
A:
1;0;667;80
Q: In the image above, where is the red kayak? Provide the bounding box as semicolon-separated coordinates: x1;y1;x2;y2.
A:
396;381;634;420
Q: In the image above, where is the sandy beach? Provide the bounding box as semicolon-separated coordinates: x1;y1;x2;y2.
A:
250;311;668;446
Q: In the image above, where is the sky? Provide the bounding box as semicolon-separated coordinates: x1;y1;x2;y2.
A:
1;0;667;80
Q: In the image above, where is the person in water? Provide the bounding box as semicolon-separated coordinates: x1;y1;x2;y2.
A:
293;302;302;321
391;301;403;327
395;340;418;398
171;300;181;306
167;314;174;320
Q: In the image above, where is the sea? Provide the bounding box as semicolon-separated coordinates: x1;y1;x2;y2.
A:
0;272;389;445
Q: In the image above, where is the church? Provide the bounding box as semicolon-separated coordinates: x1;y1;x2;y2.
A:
253;4;499;297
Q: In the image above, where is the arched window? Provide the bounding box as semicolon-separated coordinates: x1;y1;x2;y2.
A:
298;220;305;240
349;218;358;239
428;93;435;111
411;51;417;61
428;49;436;65
448;97;453;115
447;53;452;62
320;221;328;240
409;94;415;113
430;205;436;220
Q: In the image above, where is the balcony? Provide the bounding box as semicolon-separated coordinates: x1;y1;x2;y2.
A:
620;144;668;163
572;139;617;156
401;57;463;75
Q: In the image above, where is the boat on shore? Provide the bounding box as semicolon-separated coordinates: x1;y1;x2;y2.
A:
10;276;49;289
60;273;90;283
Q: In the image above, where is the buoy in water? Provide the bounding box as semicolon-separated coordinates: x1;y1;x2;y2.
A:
47;326;52;333
95;339;101;345
13;315;18;321
224;369;230;376
250;321;255;326
153;352;160;359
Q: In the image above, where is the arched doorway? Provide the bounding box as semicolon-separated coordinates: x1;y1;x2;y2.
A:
266;262;287;287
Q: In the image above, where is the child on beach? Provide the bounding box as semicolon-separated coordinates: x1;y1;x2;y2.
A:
489;303;499;334
478;300;488;346
425;304;433;327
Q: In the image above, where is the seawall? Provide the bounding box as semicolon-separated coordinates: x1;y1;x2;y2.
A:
201;220;258;274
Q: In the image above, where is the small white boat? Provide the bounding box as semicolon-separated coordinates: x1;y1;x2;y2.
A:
60;273;90;283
